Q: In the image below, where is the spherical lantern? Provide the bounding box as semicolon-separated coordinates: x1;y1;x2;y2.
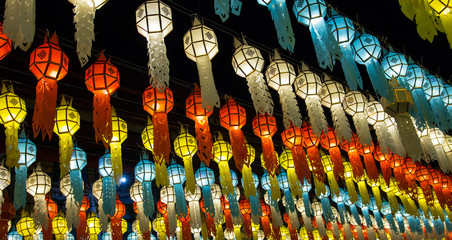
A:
16;216;35;240
51;216;68;240
380;51;408;79
26;165;51;230
98;151;115;217
195;162;216;224
342;91;373;147
425;75;451;133
212;133;234;196
174;127;197;194
87;215;101;240
134;153;155;219
0;23;12;60
0;165;11;215
108;108;127;184
153;217;166;240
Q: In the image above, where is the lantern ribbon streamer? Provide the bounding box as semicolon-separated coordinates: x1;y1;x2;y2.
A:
228;192;242;225
241;165;256;199
411;88;434;126
33;195;49;230
345;178;358;204
264;0;295;53
195;55;220;110
279;87;303;128
307;147;325;183
153;113;170;187
330;104;352;142
148;33;170;92
287;168;302;198
292;146;312;184
188;200;201;231
309;18;341;71
98;198;109;231
363;154;378;182
102;176;116;217
78;210;89;240
66;194;80;230
13;164;27;209
70;0;95;66
394;114;423;161
59;134;73;178
3;0;35;51
93;93;112;147
430;97;452;132
302;190;312;218
137;202;149;233
4;123;20;167
320;198;334;224
283;189;299;229
69;169;83;205
229;129;247;170
353;113;373;147
143;181;155;218
111;143;123;184
440;13;452;48
202;186;215;219
305;96;328;137
365;61;394;101
33;79;58;139
194;117;213;166
247;72;274;116
183;157;196;195
374;122;393;155
386;120;407;157
214;0;230;22
340;45;363;90
329;147;344;180
219;162;234;197
267;191;282;227
174;184;188;219
249;195;261;224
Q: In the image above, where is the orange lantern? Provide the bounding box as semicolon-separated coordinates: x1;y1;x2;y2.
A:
85;51;120;147
110;196;126;240
441;175;452;207
29;32;69;139
0;23;12;61
388;154;408;191
78;195;90;240
301;122;325;182
143;85;174;187
239;197;252;238
260;200;272;238
416;165;434;205
400;158;417;193
340;133;365;180
281;123;311;183
219;97;247;170
373;145;393;186
429;168;446;208
178;206;192;240
186;84;213;165
221;196;233;231
320;127;344;178
357;141;379;182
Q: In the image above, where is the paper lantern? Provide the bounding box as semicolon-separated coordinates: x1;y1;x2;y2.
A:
135;153;156;218
160;186;177;234
110;198;126;240
302;122;325;183
425;75;452;132
107;108;127;183
91;179;108;231
52;216;67;240
0;83;26;168
128;232;138;240
136;0;172;91
320;127;345;179
279;148;302;198
85;51;120;147
0;24;12;60
356;140;379;182
239;197;252;238
69;145;86;206
278;170;299;232
3;0;35;51
153;217;166;240
0;165;10;216
14;132;36;210
366;98;394;154
319;79;352;142
261;173;283;228
311;201;326;236
16;216;35;240
77;195;89;240
60;173;83;230
257;0;294;52
319;150;340;197
342;91;372;147
98;151;116;217
212;133;234;197
381;50;408;80
265;50;302;128
429;127;451;172
185;185;202;238
327;13;362;90
143;85;173;187
195;162;215;224
167;160;189;220
7;230;22;240
87;215;101;240
26;165;51;230
378;176;399;215
174;127;197;194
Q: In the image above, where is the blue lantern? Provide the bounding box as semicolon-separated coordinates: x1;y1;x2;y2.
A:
127;232;138;240
380;201;399;234
277;169;298;228
441;84;452;119
355;196;372;228
394;205;405;234
7;229;22;240
343;191;362;227
195;162;216;219
424;75;451;132
14;131;36;210
225;170;242;225
167;160;188;218
69;145;86;205
331;188;347;225
300;178;312;218
381;50;408;79
352;33;393;100
327;13;362;90
242;173;262;224
369;197;384;229
98;150;115;217
257;0;295;52
315;185;334;224
135;153;156;218
214;0;241;22
261;171;283;227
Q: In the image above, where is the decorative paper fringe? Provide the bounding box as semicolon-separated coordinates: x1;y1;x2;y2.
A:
233;226;242;240
69;169;84;205
394;114;423;161
261;136;278;177
314;178;327;198
242;214;252;238
241;165;256;199
365;60;394;101
168;203;177;234
329;147;344;178
269;172;281;202
302;214;313;232
111;143;123;184
386;123;407;158
59;134;73;178
98;198;109;232
268;194;283;227
340;45;363;90
183;158;196;194
13;164;27;209
195;55;220;110
65;194;80;230
331;104;352;142
266;1;295;52
362;207;372;227
350;204;362;226
33;79;57;140
143;181;155;218
413;89;434;124
202;186;215;219
155;161;169;188
337;202;346;224
292;146;311;184
214;0;230;22
213;196;225;225
435;145;450;173
371;186;382;210
3;0;35;51
181;218;192;240
77;212;89;240
307;147;325;182
326;171;340;197
356;226;365;240
102;176;116;217
387;191;399;215
348;150;364;180
247;72;274;116
188;201;201;230
440;12;452;48
229;128;247;170
195;117;213;165
287;168;302;198
315;216;326;236
219;162;234;197
93;93;112;147
71;0;95;66
374;122;393;155
147;33;170;92
111;219;123;240
33;195;49;230
363;154;379;181
261;216;272;238
373;210;384;229
224;208;233;231
153;112;171;169
305;96;328;137
320;198;334;223
345;179;358;204
309;20;335;71
380;161;392;186
4;123;20;167
279;87;303;128
137;203;149;233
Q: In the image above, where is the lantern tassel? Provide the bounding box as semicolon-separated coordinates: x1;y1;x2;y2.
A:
241;165;256;199
320;198;334;223
188;201;201;230
219;162;234;197
249;195;261;224
155;161;169;188
329;147;344;179
153;112;170;183
353;113;372;147
33;79;57;140
33;195;49;230
357;181;370;205
350;204;362;226
183;157;196;194
292;146;312;184
373;210;384;229
70;169;84;205
71;0;95;66
92;93;112;147
315;215;326;236
111;143;123;184
380;161;392;186
228;193;243;225
142;181;155;218
371;186;382;210
326;171;340;197
340;45;363;90
78;211;88;240
331;104;353;142
303;213;313;232
374;122;394;156
66;194;80;230
337;202;346;224
361;207;372;227
181;217;192;240
393;114;423;161
233;226;242;240
365;60;393;101
137;202;150;233
102;176;116;217
308;18;340;71
345;179;358;204
147;33;169;92
268;190;283;227
3;0;35;51
435;145;450;173
168;203;177;234
269;173;281;202
59;134;73;178
0;191;3;216
98;198;109;232
194;117;213;166
287;168;302;198
387;123;407;158
13;164;27;210
305;96;328;137
284;189;299;229
202;186;215;219
195;55;220;110
348;150;364;180
229;128;247;170
314;178;327;198
279;87;303;128
246;72;274;116
386;214;399;234
206;214;216;237
307;147;325;183
363;154;378;182
302;191;312;218
214;0;230;22
261;216;272;238
431;97;452;133
267;0;295;52
174;183;189;218
261;136;278;178
4;123;20;167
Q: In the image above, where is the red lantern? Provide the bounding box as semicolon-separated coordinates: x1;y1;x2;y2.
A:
429;168;446;207
239;197;252;238
0;23;12;61
219;97;248;170
178;207;192;240
85;51;120;147
399;158;417;194
416;166;434;205
320;127;344;178
301;122;325;182
29;32;69;139
281;124;311;184
373;145;393;186
260;200;272;238
252;113;278;175
441;176;452;207
340;133;365;180
0;192;15;239
186;84;213;165
78;195;89;240
143;86;173;187
357;141;379;182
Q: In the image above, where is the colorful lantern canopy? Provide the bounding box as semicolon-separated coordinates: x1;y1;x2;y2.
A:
342;91;373;147
302;122;325;183
265;50;302;128
60;173;82;230
293;0;341;70
174;127;197;194
257;0;295;52
54;96;80;178
69;0;109;65
0;165;10;216
425;75;451;132
0;23;12;60
3;0;35;51
14;131;36;210
98;150;116;217
87;214;101;240
281;123;311;184
69;145;86;206
85;51;120;147
16;215;35;240
108;108;127;183
167;160;189;220
185;185;202;239
232;38;273;115
261;172;283;228
160;185;177;234
319;78;352;142
26;165;51;230
278;170;299;231
29;32;68;139
183;17;220;110
279;147;302;198
327;13;363;90
0;83;27;167
185;84;213;165
143;85;173;187
320;127;345;179
293;63;328;136
212;132;234;196
52;216;68;240
319;150;340;197
135;153;156;218
136;0;172;91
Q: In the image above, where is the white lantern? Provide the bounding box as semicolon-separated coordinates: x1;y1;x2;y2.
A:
429;128;451;172
0;165;10;215
60;174;83;230
366;99;393;154
185;185;202;237
26;165;51;230
160;185;177;234
92;178;108;232
342;91;372;146
311;201;326;236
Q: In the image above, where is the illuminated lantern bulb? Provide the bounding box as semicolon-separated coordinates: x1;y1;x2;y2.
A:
0;23;12;60
54;96;80;178
51;216;67;240
16;215;35;240
311;201;326;236
98;151;116;217
87;214;101;240
424;75;451;132
265;49;302;128
26;165;51;230
136;0;172;91
0;83;27;168
342;91;372;147
366;99;393;154
160;185;177;234
183;17;219;110
174;126;197;194
319;78;352;142
69;146;86;205
135;153;155;218
212;133;234;196
381;50;408;79
429;127;451;172
294;63;328;136
232;38;273;115
427;1;452;49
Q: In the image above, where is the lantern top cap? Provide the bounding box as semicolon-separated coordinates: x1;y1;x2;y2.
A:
272;49;281;61
1;81;14;94
97;51;108;62
44;31;59;45
301;61;309;71
192;16;201;27
233;37;242;49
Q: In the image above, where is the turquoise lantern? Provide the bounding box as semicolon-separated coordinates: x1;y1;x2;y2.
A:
369;197;384;230
277;169;298;228
261;171;282;227
381;50;408;79
167;160;188;218
343;190;362;227
315;185;334;224
355;195;372;228
195;162;216;220
424;75;451;132
69;145;86;205
330;188;346;224
98;150;115;217
127;232;138;240
135;152;156;218
14;131;36;210
380;201;399;234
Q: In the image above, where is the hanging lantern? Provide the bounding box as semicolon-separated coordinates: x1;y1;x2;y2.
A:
185;185;202;239
327;13;363;90
16;215;35;240
0;165;10;216
3;0;35;51
160;185;177;235
54;96;80;178
85;51;120;147
340;133;365;180
0;24;12;60
319;150;340;197
319;78;352;142
153;217;166;240
261;172;283;228
60;173;82;230
241;143;258;201
91;181;105;232
108;108;127;183
69;145;86;206
281;123;311;184
130;181;149;234
428;127;451;172
167;160;189;220
26;165;51;230
87;214;101;240
320;127;345;179
212;132;234;197
260;201;272;238
232;38;273;115
110;197;126;240
174;127;197;194
342;91;373;147
312;201;326;236
77;195;89;240
135;153;156;218
384;115;407;157
366;98;395;154
381;50;409;81
195;162;216;232
302;122;325;183
29;32;69;139
342;162;359;204
136;0;172;91
356;141;379;182
265;50;302;128
14;132;36;210
143;85;173;187
98;150;116;217
279;147;303;199
278;170;299;231
0;83;27;168
427;1;452;49
52;216;68;240
183;17;220;110
239;197;252;238
425;75;452;131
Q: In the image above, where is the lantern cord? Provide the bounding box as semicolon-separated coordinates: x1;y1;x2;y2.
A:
102;176;116;217
352;113;372;147
315;215;326;236
65;194;80;230
59;134;73;178
202;186;216;219
4;123;20;168
330;104;352;143
308;18;341;71
246;72;274;116
33;79;58;140
142;181;155;218
292;146;312;184
339;44;363;90
241;165;256;199
307;147;325;183
328;147;344;179
69;169;84;205
249;195;261;224
98;198;109;232
3;0;35;51
110;143;123;184
137;202;150;233
345;179;358;204
167;203;177;234
305;96;328;137
195;55;220;111
92;93;112;148
229;128;247;170
33;195;49;230
194;117;213;166
393;114;423;161
13;164;26;210
71;0;95;67
228;193;243;225
363;154;378;182
214;0;230;22
174;183;189;218
365;60;394;101
183;158;196;194
265;1;295;53
387;123;407;158
147;33;170;92
219;162;234;197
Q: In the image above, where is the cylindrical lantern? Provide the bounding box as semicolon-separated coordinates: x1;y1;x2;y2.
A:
174;127;197;194
98;150;116;217
14;131;36;210
108;108;127;183
69;145;86;206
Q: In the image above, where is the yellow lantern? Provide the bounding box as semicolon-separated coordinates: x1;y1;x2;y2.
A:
260;151;281;201
16;215;35;240
320;151;340;197
212;132;234;196
242;143;256;200
87;214;101;240
343;161;358;203
378;176;399;215
366;176;382;210
174;126;197;193
153;217;166;240
52;216;68;240
0;83;27;168
279;147;302;198
108;108;127;183
54;96;80;177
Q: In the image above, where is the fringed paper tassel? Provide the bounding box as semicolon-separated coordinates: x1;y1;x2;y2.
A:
345;179;358;204
320;197;334;224
302;190;313;219
370;185;383;210
265;191;283;227
353;112;373;147
283;190;299;230
292;146;312;184
412;88;435;125
98;198;109;232
167;203;177;235
326;171;340;198
93;93;112;147
70;169;84;205
385;214;399;234
259;0;295;52
233;226;241;240
365;60;394;100
362;152;379;182
33;195;49;230
315;215;327;237
196;55;220;110
58;134;73;177
78;211;88;240
110;142;123;184
392;114;423;161
33;79;58;139
180;218;192;240
228;191;243;226
241;165;256;200
327;147;344;180
339;45;363;90
344;224;353;240
4;123;20;167
374;121;394;155
229;131;247;171
202;186;215;220
65;194;80;230
306;146;325;183
182;157;196;195
346;150;365;184
71;0;95;66
246;72;274;116
279;87;303;128
330;104;353;142
268;173;281;202
147;33;170;92
261;215;272;238
349;204;362;226
385;117;407;157
395;213;405;234
102;176;116;217
137;203;149;233
219;162;234;197
313;178;327;199
174;184;189;219
143;181;155;218
3;0;35;51
13;164;27;209
194;117;213;165
287;168;302;199
153;113;170;187
305;96;328;137
311;20;341;70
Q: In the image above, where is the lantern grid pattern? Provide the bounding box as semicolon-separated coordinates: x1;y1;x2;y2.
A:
424;75;443;100
60;174;72;196
70;146;87;171
85;54;120;94
54;100;80;135
17;135;36;166
16;217;35;238
428;0;452;14
0;23;12;60
293;0;327;26
265;59;296;91
219;99;246;129
343;91;367;116
51;216;68;235
185;185;202;201
29;34;69;81
167;161;186;185
87;216;101;236
143;86;174;115
183;19;218;61
174;131;197;158
130;181;143;202
110;113;127;143
141;118;154;152
195;164;215;187
294;69;322;98
160;186;176;204
327;14;355;44
252;114;277;137
7;231;22;240
0;90;27;125
405;64;427;89
0;165;11;189
352;34;382;64
135;159;155;183
26;168;51;196
92;179;103;200
232;44;264;78
319;80;346;108
212;137;233;163
98;153;113;177
366;100;387;125
136;0;173;37
381;52;408;79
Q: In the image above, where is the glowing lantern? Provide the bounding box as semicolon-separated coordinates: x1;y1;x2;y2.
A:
241;143;258;201
239;197;252;238
278;170;300;231
98;150;116;217
195;162;215;231
153;217;166;240
69;145;86;206
212;133;234;196
356;140;379;182
185;185;202;239
107;108;127;183
85;51;120;147
110;198;126;240
52;216;67;240
87;214;101;240
14;132;36;210
366;98;395;155
160;186;177;234
342;162;358;204
0;163;11;216
253;114;280;200
26;165;51;230
281;123;311;184
261;172;283;228
173;127;197;194
143;85;173;187
293;0;341;70
279;147;303;198
130;181;149;234
430;128;452;174
260;201;272;238
0;24;12;60
302;122;325;183
425;75;451;132
135;153;155;218
342;91;373;147
29;32;68;139
77;195;90;240
312;201;326;236
167;160;189;220
320;127;345;179
0;83;26;168
60;173;82;230
16;215;35;240
381;50;409;80
327;13;362;90
265;50;302;128
319;151;340;197
7;230;22;240
427;1;452;49
340;133;365;180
